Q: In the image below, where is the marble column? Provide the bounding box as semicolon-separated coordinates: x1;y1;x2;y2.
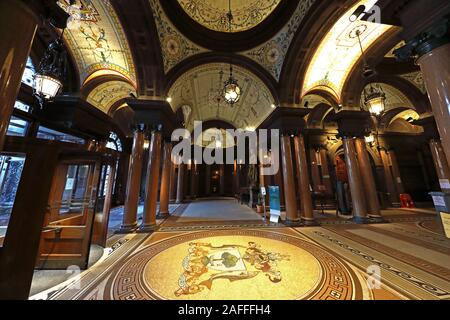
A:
319;148;334;196
294;135;316;225
355;138;382;218
219;164;225;196
169;157;177;202
233;160;238;196
309;149;322;192
190;163;197;200
343;138;369;223
430;140;450;193
389;151;405;195
281;135;299;225
0;0;40;150
140;131;162;232
379;149;399;206
205;165;211;196
417;43;450;166
119;129;145;232
158;141;172;218
176;163;185;203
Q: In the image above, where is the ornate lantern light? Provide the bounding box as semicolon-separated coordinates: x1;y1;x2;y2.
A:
222;0;241;106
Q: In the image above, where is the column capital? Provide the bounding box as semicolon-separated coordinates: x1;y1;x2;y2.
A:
330;110;372;139
394;18;450;61
412;114;441;141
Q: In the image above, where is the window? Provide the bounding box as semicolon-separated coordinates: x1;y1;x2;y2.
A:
37;126;85;145
0;154;26;247
14;100;31;113
60;164;90;215
21;57;35;87
7;117;29;137
106;132;123;152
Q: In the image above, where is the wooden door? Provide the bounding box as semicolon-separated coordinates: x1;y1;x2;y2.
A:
36;160;101;270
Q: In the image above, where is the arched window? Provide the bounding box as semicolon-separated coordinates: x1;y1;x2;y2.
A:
21;57;35;87
106;132;123;152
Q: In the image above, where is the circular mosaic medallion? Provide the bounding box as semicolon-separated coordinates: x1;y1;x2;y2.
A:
105;230;359;300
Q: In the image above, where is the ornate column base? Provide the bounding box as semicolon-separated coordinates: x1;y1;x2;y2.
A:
302;218;320;227
138;224;158;233
156;212;170;219
352;216;371;224
116;223;138;234
368;215;387;224
283;219;303;227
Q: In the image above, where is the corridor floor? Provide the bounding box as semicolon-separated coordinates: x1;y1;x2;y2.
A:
29;204;450;300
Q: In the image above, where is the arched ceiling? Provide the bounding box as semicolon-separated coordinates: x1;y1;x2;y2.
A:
57;0;136;86
177;0;282;33
302;0;396;103
86;80;136;114
167;63;276;131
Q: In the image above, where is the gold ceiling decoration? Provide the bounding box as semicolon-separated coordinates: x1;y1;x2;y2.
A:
302;0;395;103
167;63;275;131
177;0;282;33
86;80;136;114
241;0;316;81
57;0;136;86
149;0;209;73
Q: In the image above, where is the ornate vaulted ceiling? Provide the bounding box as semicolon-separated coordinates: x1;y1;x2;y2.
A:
177;0;282;33
167;63;275;131
302;0;395;103
57;0;136;86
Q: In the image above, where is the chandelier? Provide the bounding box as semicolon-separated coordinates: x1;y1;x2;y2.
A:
34;29;68;105
364;83;386;116
223;0;241;105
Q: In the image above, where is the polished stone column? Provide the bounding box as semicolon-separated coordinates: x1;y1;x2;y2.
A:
430;139;450;193
0;0;39;150
319;148;333;196
158;141;172;218
281;135;299;225
294;135;316;225
169;157;177;202
219;164;225;196
343;138;369;223
176;163;185;203
233;160;238;195
140;131;162;232
379;149;399;205
190;163;197;200
205;165;211;196
355;138;382;218
309;149;322;192
389;151;405;195
417;43;450;166
120;129;145;232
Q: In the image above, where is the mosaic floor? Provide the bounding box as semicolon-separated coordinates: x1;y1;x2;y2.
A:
29;205;450;301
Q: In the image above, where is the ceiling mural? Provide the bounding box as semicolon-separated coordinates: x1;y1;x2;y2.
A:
400;71;427;94
149;0;209;73
302;0;395;103
177;0;282;33
57;0;136;86
86;80;136;114
167;63;275;131
241;0;316;81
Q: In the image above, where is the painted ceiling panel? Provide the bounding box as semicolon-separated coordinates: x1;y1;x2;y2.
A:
241;0;316;81
177;0;282;33
149;0;209;73
86;80;136;114
302;0;395;102
168;63;275;131
57;0;136;86
400;72;427;94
